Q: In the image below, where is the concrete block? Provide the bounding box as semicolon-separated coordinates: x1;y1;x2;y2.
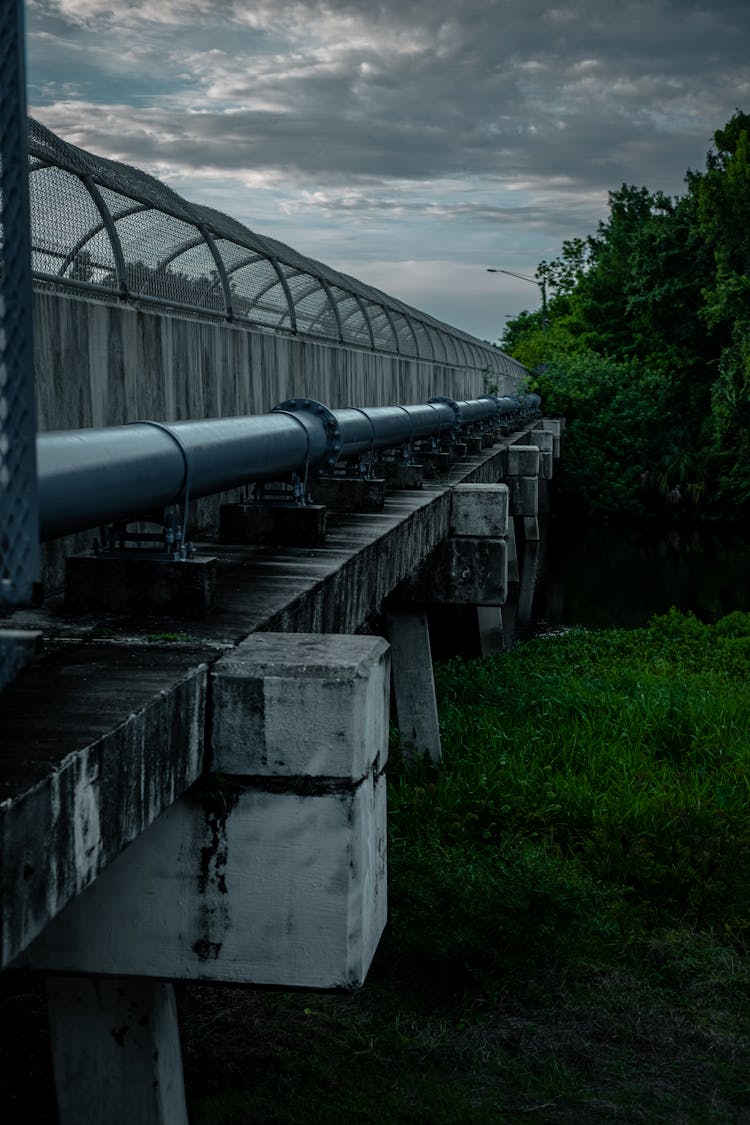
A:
450;483;509;538
211;633;390;778
309;476;386;512
65;554;217;616
391;537;508;606
446;538;508;604
46;977;188;1125
465;436;482;455
533;430;555;456
417;450;450;476
506;445;540;477
538;417;562;438
22;769;387;989
220;501;327;546
371;461;423;490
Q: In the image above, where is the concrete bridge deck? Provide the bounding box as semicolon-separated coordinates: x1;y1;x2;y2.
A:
1;436;535;971
0;419;560;1123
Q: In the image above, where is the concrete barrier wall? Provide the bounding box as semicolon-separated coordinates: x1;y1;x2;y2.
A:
33;289;518;432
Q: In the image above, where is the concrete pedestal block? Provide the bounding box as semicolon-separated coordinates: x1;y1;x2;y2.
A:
371;461;423;490
450;483;509;538
465;436;482;455
480;433;495;448
536;418;563;458
386;609;441;764
418;450;450;476
220;501;327;546
309;476;386;512
65;554;217;616
211;632;390;778
506;445;540;477
529;432;554;481
46;976;188;1125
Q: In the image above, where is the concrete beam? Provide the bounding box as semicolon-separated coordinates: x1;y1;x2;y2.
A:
0;648;208;969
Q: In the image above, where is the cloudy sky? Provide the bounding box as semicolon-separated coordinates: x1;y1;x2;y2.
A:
25;0;750;342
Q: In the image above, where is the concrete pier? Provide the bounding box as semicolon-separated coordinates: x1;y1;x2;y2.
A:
1;422;562;1122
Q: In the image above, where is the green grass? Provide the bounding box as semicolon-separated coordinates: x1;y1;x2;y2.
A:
3;609;750;1122
180;609;750;1122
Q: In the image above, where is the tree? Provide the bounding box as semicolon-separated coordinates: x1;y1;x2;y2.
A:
501;110;750;520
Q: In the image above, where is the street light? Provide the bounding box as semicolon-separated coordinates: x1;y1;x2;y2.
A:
487;267;548;330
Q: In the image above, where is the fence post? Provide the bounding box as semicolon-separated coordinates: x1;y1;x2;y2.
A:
0;0;40;690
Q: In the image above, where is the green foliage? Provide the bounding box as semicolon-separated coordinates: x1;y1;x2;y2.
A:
385;611;750;997
502;110;750;520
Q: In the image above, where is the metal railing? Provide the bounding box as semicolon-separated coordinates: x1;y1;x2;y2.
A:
27;117;525;379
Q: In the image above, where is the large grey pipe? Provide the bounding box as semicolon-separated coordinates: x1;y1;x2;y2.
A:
37;394;534;541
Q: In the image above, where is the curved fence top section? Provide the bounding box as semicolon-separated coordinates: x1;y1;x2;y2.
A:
25;117;524;379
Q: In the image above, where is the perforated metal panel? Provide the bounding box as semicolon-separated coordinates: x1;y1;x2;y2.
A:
27;117;526;379
1;1;39;690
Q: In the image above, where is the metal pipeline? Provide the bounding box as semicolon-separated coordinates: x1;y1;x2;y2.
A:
36;393;539;541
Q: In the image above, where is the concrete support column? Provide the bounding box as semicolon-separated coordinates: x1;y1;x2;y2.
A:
46;976;188;1125
476;606;505;655
386;609;441;765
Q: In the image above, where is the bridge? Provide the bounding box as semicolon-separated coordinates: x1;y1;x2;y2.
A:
0;8;562;1120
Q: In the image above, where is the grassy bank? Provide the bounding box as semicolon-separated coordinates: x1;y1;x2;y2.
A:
3;610;750;1122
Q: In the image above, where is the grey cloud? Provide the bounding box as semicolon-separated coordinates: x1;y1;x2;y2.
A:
28;0;750;340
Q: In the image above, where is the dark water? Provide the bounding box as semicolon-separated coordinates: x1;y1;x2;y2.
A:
525;516;750;633
428;516;750;658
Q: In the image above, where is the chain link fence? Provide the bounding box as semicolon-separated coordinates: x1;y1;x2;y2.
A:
27;117;524;379
1;1;39;691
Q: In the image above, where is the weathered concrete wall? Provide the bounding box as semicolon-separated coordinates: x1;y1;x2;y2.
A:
33;289;516;432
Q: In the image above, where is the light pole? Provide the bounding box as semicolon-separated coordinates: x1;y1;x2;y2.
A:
487;267;548;330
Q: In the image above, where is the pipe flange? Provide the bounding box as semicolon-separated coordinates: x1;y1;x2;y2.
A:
428;395;461;438
272;397;342;471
